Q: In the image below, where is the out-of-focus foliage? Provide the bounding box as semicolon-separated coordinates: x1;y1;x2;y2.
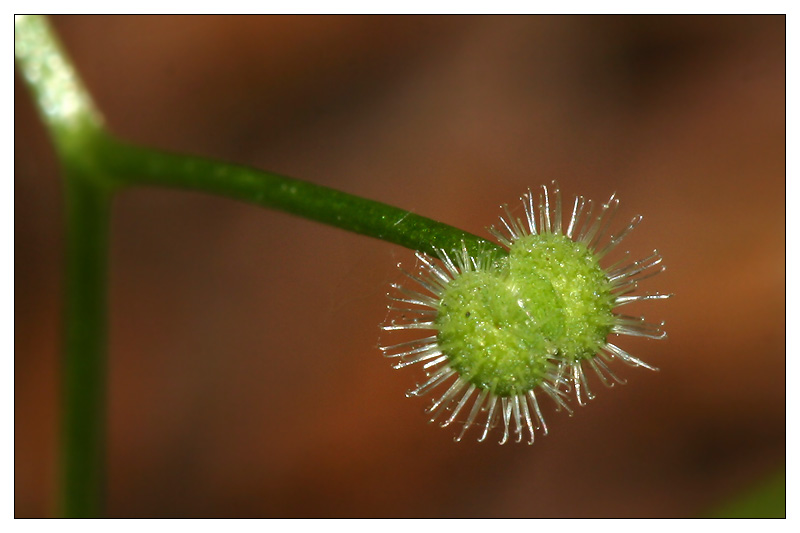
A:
707;467;785;518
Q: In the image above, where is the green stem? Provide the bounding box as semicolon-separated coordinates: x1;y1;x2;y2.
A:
14;15;104;152
16;15;112;517
61;172;112;518
15;14;502;261
98;136;505;261
15;14;506;518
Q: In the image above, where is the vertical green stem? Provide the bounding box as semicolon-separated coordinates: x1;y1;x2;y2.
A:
60;172;111;517
15;15;502;518
15;15;111;517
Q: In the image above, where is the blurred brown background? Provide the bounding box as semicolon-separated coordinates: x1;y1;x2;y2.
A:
15;15;785;517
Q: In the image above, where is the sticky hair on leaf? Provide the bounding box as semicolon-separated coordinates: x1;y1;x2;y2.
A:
380;182;671;444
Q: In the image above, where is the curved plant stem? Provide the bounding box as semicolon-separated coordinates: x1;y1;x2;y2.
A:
97;135;505;261
15;15;506;518
14;15;105;151
15;15;113;517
